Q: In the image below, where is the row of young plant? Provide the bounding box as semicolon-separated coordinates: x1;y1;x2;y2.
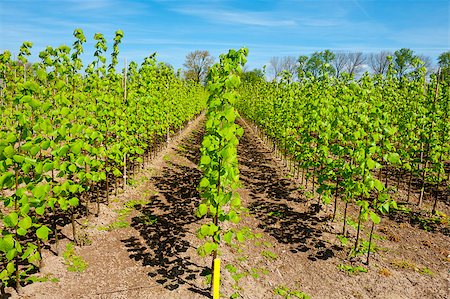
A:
0;29;207;289
237;59;449;263
196;48;248;298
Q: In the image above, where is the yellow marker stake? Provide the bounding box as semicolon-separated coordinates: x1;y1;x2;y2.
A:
213;258;221;299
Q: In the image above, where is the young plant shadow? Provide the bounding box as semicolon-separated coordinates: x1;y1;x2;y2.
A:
238;125;341;261
121;128;211;298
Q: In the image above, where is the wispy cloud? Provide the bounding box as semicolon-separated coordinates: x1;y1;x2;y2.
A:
174;6;297;27
66;0;113;11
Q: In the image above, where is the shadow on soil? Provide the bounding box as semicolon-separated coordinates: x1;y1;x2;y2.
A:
121;127;211;298
238;125;341;261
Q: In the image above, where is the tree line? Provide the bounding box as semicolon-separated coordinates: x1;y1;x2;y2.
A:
183;49;450;83
267;49;447;81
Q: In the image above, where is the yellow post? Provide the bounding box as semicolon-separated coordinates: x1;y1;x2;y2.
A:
213;258;221;299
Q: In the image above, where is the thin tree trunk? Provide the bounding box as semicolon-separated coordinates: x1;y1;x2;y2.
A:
366;220;375;265
353;206;363;255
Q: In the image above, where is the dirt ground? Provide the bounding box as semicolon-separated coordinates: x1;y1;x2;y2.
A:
4;115;449;299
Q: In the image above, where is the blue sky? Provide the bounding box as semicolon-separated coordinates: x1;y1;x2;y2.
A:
0;0;448;71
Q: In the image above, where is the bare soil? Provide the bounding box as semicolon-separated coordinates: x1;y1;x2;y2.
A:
4;115;449;299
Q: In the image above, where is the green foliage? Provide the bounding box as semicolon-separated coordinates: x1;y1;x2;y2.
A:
237;60;449;264
196;48;248;260
0;28;207;289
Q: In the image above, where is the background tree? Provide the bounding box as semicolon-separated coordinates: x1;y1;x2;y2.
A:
269;56;298;81
183;50;214;83
305;50;335;78
368;51;391;75
269;56;283;81
345;52;366;77
281;56;298;79
394;48;415;80
241;68;265;83
333;51;347;78
297;55;308;80
416;54;434;76
438;51;450;83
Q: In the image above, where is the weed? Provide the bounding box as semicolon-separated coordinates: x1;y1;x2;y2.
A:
263;241;273;248
337;235;348;246
76;231;92;246
237;256;248;262
273;285;311;299
230;291;241;298
390;259;418;271
391;260;434;276
63;243;88;272
305;191;314;199
261;250;278;260
142;214;158;225
97;220;129;231
250;267;269;279
338;264;367;274
26;273;59;283
268;210;285;218
419;267;434;276
346;218;358;231
378;268;391;277
225;264;248;282
124;199;149;209
372;233;386;241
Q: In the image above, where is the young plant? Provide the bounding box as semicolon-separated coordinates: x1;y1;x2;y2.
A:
196;48;248;295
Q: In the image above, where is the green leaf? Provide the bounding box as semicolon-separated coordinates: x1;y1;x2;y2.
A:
4;145;14;158
32;184;48;199
366;158;376;170
6;248;17;261
4;212;18;227
35;205;46;215
369;211;381;224
197;203;207;217
13;155;25;163
224;231;233;244
0;235;15;253
71;141;83;155
0;172;15;188
200;155;211;166
36;225;51;241
68;197;79;207
236;231;245;242
374;179;384;192
68;164;77;173
17;228;27;236
202;138;211;148
58;145;69;156
230;194;241;208
199;177;210;188
387;152;400;164
200;224;210;237
30;145;40;156
113;168;122;177
224;107;236;122
18;216;32;230
6;261;15;274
